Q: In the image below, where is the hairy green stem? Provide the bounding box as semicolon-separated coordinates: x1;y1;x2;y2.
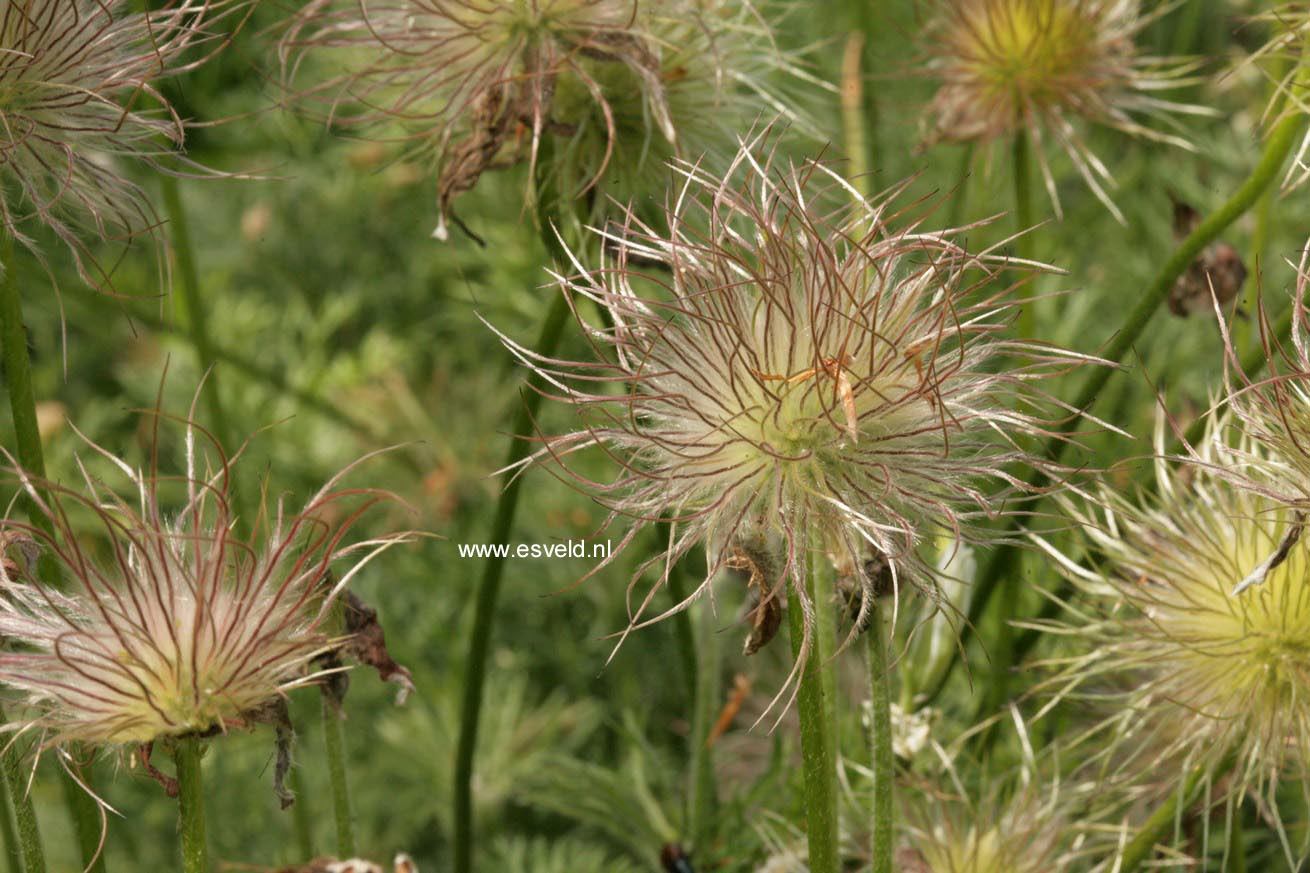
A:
174;738;207;873
0;235;81;873
662;546;718;846
841;30;871;199
788;546;840;873
0;763;18;873
322;697;354;858
689;578;721;849
453;286;572;873
917;94;1309;711
866;602;893;873
0;709;42;873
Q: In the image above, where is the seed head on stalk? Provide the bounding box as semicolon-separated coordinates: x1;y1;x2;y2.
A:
490;135;1099;699
0;0;244;285
920;0;1205;221
279;0;815;240
0;405;411;762
1032;416;1310;859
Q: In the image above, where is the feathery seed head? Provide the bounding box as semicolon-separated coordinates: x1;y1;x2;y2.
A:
921;0;1202;220
0;416;408;748
1039;421;1310;828
0;1;237;283
495;136;1092;652
282;0;808;237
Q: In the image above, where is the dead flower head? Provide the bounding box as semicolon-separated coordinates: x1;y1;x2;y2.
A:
0;1;241;284
0;412;410;750
493;135;1094;671
280;0;812;239
920;0;1204;221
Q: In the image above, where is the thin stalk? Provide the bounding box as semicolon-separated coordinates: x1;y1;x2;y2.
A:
288;765;315;860
0;709;41;873
160;177;238;488
0;761;17;873
787;544;840;873
173;738;207;873
321;697;354;858
1012;134;1037;338
663;545;718;845
689;582;721;849
866;602;893;873
0;233;75;873
453;269;572;873
1224;806;1245;873
917;92;1310;710
841;31;870;199
946;144;975;229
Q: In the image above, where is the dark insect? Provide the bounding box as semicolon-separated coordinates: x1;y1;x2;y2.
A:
660;843;695;873
1168;197;1247;318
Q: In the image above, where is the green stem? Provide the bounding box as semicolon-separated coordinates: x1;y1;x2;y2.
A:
1012;134;1036;338
0;709;42;873
788;545;840;873
173;738;207;873
841;30;870;200
321;697;354;858
453;286;572;873
663;546;717;845
946;144;975;229
1224;804;1245;873
866;602;893;873
1120;764;1212;873
0;759;18;873
917;91;1309;711
0;235;75;873
688;578;721;849
288;765;315;861
159;176;245;533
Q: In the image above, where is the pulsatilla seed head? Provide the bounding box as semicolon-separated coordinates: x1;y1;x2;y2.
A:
491;134;1096;669
280;0;811;238
0;412;408;748
0;1;241;285
921;0;1203;221
1038;418;1310;850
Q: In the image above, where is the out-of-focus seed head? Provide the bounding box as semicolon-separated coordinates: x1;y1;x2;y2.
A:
1038;419;1310;846
1245;5;1310;190
281;1;813;238
903;789;1069;873
0;414;408;748
921;0;1202;221
493;135;1094;669
0;1;237;284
